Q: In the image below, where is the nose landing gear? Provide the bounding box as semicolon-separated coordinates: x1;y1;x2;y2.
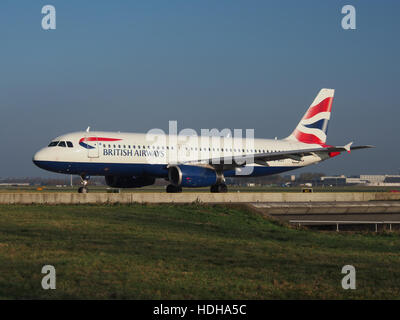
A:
78;176;89;193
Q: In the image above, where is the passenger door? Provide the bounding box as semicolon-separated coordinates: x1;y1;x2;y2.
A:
86;135;99;158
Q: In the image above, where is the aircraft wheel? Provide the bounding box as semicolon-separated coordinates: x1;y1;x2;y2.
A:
166;185;182;193
78;187;88;193
218;183;228;193
211;184;228;193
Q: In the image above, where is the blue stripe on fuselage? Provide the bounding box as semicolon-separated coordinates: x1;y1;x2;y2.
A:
33;160;300;178
33;160;169;177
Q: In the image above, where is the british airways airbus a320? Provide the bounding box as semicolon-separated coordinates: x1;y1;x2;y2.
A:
33;89;373;193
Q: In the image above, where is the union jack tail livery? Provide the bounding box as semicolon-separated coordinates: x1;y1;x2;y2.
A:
286;88;334;145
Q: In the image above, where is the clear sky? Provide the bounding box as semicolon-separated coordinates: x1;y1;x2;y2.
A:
0;0;399;178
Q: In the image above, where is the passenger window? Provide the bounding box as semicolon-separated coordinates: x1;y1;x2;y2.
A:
58;141;66;147
67;141;73;148
48;141;59;147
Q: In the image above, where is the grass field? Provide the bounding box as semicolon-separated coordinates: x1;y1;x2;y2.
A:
0;204;399;299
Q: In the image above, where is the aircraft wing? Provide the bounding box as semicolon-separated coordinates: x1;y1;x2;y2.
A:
183;143;374;169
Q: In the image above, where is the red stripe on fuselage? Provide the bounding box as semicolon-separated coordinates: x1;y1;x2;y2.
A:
304;97;333;119
293;130;324;145
79;137;122;143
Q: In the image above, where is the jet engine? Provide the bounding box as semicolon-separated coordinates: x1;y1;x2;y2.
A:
168;165;221;187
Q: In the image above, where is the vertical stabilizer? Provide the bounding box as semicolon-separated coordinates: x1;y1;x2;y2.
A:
286;88;334;145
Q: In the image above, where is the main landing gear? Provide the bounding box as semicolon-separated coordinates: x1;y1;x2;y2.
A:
78;175;89;193
166;184;182;193
166;184;228;193
210;183;228;193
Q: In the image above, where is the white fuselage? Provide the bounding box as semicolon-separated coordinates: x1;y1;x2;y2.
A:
33;131;327;178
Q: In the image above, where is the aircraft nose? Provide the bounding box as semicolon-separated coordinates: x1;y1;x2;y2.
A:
32;149;48;167
33;150;42;162
32;147;61;173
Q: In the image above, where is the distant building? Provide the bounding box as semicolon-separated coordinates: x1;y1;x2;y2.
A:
362;175;400;186
345;177;368;185
360;175;386;184
0;183;30;187
320;175;347;186
319;175;400;187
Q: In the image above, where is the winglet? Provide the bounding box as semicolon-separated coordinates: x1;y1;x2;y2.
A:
86;126;90;132
344;141;353;153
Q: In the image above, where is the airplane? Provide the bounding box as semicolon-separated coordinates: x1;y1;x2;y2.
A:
32;89;373;193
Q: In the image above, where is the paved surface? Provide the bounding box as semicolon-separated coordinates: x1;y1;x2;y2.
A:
250;201;400;214
267;213;400;222
2;193;400;230
249;201;400;231
1;192;400;204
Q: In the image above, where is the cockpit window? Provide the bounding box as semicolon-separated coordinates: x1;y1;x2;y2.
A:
48;141;59;147
66;141;73;148
58;141;66;147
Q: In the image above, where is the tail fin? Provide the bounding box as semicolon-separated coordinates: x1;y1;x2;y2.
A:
286;88;334;145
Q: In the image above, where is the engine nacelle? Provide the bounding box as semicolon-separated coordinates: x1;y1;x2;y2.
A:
168;165;219;187
105;175;155;188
